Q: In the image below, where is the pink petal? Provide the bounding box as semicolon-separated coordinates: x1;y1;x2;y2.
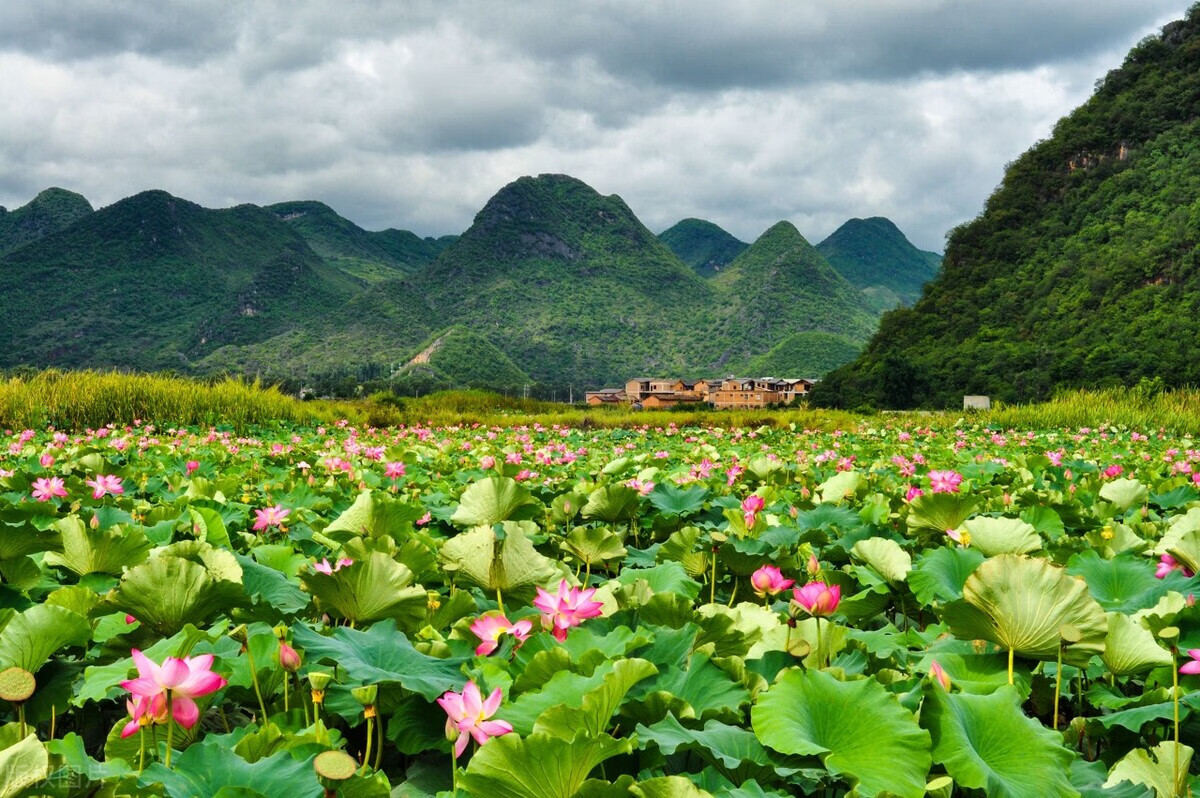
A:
171;696;200;729
177;671;226;698
512;620;533;638
462;682;483;718
475;640;498;657
478;719;512;736
131;649;161;682
120;720;140;739
468;725;491;745
1180;661;1200;675
158;658;190;689
437;693;465;721
121;677;164;698
482;687;503;717
453;733;469;758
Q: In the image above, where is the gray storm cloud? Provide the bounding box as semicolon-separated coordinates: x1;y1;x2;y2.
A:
0;0;1187;251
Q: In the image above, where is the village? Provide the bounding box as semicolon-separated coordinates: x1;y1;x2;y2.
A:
585;376;817;409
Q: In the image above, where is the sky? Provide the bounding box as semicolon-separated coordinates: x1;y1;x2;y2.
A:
0;1;1190;252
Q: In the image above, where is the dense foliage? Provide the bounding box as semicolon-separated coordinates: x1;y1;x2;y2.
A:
747;332;862;378
814;217;941;311
657;218;749;277
0;188;93;257
817;6;1200;410
3;412;1200;795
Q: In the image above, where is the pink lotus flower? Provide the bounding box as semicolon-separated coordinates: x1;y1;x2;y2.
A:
120;692;168;738
742;494;765;527
437;681;513;757
750;565;794;598
946;527;970;547
311;557;354;574
1156;553;1194;579
792;582;841;617
928;470;963;494
533;579;604;642
252;505;290;531
479;455;496;469
470;613;534;656
384;461;406;479
31;476;67;502
905;485;924;502
85;474;124;499
120;650;227;731
277;641;302;672
39;453;55;468
1102;464;1124;479
1180;649;1200;675
185;460;200;475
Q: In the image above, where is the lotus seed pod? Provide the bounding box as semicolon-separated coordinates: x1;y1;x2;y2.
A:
0;667;35;703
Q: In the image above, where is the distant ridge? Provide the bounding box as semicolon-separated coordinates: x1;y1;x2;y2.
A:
659;218;748;277
816;216;941;310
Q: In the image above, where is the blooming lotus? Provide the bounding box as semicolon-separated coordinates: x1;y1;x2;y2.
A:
31;476;67;502
120;650;227;730
120;692;168;738
533;579;604;642
946;527;971;547
437;681;513;757
750;565;794;598
384;461;406;479
470;613;533;656
905;485;924;502
1181;649;1200;675
253;505;290;531
185;460;200;474
1156;553;1194;579
928;470;963;493
85;473;124;499
792;582;841;617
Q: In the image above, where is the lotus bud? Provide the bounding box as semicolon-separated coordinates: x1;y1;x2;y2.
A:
1002;492;1012;506
807;554;820;577
277;641;302;673
39;454;54;467
90;514;101;529
1188;593;1196;608
929;660;951;691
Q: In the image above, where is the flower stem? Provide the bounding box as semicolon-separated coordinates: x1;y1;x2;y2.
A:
727;579;738;607
49;705;56;740
1053;643;1063;730
16;703;25;739
496;586;505;616
450;752;458;797
244;638;269;723
362;716;374;773
283;672;290;714
709;553;718;604
165;695;174;768
1007;647;1014;685
297;673;311;726
138;727;146;774
815;618;823;669
1173;657;1180;792
373;717;384;771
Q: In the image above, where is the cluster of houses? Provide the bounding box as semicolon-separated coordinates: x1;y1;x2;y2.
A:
585;376;816;409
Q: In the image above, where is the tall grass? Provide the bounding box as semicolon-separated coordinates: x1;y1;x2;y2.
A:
0;370;363;430
977;387;1200;433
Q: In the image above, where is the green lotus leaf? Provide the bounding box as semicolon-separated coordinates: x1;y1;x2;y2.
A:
648;484;709;518
1104;742;1193;798
1065;550;1188;614
562;526;627;567
234;552;310;617
138;735;320;797
633;777;716;797
906;493;979;533
851;537;912;585
187;505;230;547
817;471;862;504
0;734;49;798
751;668;932;798
909;547;986;606
321;489;424;544
105;552;246;636
534;658;657;739
291;621;467;701
1100;613;1174;676
616;562;703;601
158;540;243;582
0;604;90;673
939;554;1107;666
0;519;61;561
439;521;560;601
458;731;632;798
451;476;539;527
582;484;642;523
44;516;151;576
1099;478;1149;512
636;714;801;783
627;650;750;726
913;650;1032;696
44;585;101;617
1154;507;1200;556
960;517;1041;557
1165;528;1200;577
301;549;426;629
921;685;1077;798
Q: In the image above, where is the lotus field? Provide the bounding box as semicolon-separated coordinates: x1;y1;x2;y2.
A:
3;419;1200;797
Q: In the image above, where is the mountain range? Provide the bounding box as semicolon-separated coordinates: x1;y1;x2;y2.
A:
815;5;1200;409
0;174;940;392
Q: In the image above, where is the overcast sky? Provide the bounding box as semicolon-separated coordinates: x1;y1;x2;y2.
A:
0;1;1189;251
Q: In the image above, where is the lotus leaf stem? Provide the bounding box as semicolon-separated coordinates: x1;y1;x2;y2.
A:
709;553;718;605
815;618;823;669
1007;647;1014;685
1053;644;1063;730
243;638;269;723
495;586;505;616
1172;656;1180;793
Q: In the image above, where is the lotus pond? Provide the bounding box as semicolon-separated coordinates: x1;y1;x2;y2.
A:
1;419;1200;797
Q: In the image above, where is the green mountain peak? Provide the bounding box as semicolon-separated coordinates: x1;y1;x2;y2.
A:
658;218;748;277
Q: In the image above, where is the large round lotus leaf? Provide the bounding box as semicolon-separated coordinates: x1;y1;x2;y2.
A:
751;668;932;798
562;526;627;566
439;521;560;600
0;604;90;673
1065;550;1189;614
960;517;1041;557
0;519;61;561
906;493;979;533
921;685;1077;798
1165;528;1200;577
458;732;633;798
1154;507;1200;556
939;554;1107;666
0;734;49;798
851;537;912;585
817;471;862;504
582;484;642;523
1099;478;1149;512
140;736;320;798
1104;742;1194;797
321;489;424;544
1100;613;1174;676
300;549;427;629
450;476;539;527
44;516;151;576
105;554;246;636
